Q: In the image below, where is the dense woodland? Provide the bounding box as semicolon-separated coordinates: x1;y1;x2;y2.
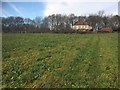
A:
2;11;120;33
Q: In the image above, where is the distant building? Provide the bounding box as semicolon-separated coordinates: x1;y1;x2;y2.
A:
98;27;113;33
72;21;92;32
118;1;120;16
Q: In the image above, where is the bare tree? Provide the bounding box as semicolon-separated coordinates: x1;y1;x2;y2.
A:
34;16;42;28
98;10;105;17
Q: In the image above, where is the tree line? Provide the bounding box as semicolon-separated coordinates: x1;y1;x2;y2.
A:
2;11;120;33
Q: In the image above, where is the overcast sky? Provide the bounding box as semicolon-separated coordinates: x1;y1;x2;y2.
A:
1;0;119;19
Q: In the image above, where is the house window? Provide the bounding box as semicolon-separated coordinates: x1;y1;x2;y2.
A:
76;26;79;29
81;25;83;29
84;25;86;28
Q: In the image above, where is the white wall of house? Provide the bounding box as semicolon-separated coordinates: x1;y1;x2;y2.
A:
72;25;92;30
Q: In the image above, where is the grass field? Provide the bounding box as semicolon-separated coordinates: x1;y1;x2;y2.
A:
2;33;118;88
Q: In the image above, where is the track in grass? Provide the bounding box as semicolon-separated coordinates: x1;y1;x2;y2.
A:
2;33;118;88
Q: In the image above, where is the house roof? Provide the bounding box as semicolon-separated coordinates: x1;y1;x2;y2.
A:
101;27;113;31
73;21;89;25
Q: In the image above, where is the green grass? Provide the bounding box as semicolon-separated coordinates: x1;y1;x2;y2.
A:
2;33;118;88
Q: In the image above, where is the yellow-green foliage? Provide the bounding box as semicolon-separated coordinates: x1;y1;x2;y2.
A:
2;33;118;88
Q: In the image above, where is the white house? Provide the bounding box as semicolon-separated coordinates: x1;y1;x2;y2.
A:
72;21;92;32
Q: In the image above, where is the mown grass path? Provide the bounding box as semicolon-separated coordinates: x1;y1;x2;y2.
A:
2;33;118;88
